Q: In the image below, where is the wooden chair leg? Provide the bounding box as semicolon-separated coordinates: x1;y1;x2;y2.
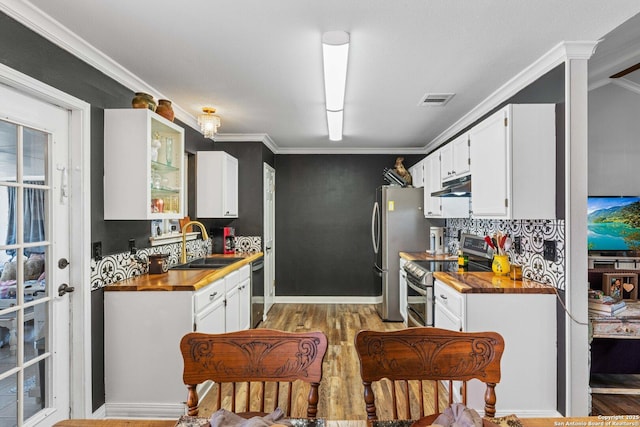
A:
363;381;377;420
186;384;199;416
307;382;320;419
484;382;497;417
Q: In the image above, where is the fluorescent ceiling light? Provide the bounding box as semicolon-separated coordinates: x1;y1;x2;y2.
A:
322;31;349;141
326;110;344;142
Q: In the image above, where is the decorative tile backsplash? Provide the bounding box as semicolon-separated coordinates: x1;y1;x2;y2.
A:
445;218;565;290
90;236;261;291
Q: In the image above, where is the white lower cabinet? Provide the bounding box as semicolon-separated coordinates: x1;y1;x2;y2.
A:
194;282;226;333
224;265;251;333
239;276;251;330
104;265;251;418
434;279;558;417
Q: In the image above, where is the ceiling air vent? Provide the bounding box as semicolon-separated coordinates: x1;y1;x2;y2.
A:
418;93;455;107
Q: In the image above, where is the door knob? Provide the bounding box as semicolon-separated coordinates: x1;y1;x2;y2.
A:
58;258;70;269
58;283;75;297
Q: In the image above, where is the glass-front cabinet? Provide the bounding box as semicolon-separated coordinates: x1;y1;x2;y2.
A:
104;108;185;220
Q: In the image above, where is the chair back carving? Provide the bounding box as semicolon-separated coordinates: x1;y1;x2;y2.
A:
355;327;504;420
180;329;328;418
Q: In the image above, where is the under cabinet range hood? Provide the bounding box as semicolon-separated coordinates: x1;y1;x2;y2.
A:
431;174;471;197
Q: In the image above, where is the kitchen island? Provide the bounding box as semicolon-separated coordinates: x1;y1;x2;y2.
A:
103;253;262;419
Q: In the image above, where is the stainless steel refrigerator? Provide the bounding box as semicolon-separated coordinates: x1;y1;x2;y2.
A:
372;186;427;321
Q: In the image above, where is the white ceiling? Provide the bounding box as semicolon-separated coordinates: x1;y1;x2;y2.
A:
8;0;640;153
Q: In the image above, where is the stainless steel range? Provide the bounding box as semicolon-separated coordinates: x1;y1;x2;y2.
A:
404;234;494;327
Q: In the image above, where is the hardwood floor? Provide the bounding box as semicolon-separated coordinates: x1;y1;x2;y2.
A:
197;303;633;419
590;375;640;415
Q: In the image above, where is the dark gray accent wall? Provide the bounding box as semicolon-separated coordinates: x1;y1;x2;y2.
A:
274;154;424;296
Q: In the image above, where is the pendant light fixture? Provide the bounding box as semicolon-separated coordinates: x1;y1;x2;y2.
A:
322;31;350;141
197;107;221;139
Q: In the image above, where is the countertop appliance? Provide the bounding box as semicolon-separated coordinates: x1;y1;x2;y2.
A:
250;256;264;328
372;186;427;321
211;226;236;254
404;233;493;327
429;227;445;254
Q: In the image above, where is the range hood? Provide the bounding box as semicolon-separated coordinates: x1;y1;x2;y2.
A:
431;174;471;197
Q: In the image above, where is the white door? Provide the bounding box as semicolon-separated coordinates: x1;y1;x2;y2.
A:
0;83;71;426
263;163;275;317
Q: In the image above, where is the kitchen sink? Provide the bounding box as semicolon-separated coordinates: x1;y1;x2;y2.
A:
170;257;245;270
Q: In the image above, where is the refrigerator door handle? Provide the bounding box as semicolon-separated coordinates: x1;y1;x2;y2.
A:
371;201;380;254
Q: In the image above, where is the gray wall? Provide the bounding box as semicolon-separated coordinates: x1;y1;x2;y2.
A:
274;154;425;296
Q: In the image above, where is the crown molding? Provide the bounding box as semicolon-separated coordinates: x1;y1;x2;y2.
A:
213;133;278;153
425;41;599;153
274;146;428;155
611;77;640;96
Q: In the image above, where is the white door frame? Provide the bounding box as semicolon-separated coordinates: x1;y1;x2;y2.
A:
0;63;92;418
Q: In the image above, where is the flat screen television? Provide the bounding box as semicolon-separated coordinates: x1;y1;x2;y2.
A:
588;196;640;252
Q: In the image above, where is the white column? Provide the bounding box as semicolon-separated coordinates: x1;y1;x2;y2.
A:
564;43;596;416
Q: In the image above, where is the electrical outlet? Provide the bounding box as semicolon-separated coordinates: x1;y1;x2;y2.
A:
514;236;522;254
129;239;137;254
92;241;102;260
543;240;556;262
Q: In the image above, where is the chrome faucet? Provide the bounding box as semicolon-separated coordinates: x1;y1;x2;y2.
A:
181;220;209;264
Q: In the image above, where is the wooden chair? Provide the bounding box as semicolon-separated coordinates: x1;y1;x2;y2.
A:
354;327;504;421
180;329;328;418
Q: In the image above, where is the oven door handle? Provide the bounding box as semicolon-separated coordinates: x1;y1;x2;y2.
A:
407;281;429;296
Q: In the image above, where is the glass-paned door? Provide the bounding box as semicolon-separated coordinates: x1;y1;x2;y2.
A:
0;82;71;426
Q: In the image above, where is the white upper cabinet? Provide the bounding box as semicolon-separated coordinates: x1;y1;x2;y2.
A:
424;149;469;219
408;158;425;188
196;151;239;218
104;109;185;220
424;150;442;218
440;133;470;183
469;104;556;219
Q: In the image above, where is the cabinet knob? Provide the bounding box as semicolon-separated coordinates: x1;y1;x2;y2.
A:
440;294;447;300
209;292;218;300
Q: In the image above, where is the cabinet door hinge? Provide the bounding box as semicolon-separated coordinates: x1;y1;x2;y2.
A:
505;198;509;207
504;117;508;127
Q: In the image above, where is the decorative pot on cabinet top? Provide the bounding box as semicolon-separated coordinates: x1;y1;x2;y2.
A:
132;92;156;111
156;99;175;122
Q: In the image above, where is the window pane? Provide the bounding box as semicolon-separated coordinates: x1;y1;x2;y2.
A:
24;300;47;365
23;361;46;420
0;120;17;182
23;188;46;255
0;185;13;265
0;308;18;376
23;127;46;181
0;372;18;426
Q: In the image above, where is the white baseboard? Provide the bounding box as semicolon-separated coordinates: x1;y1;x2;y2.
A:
104;402;184;419
91;404;106;419
273;296;382;304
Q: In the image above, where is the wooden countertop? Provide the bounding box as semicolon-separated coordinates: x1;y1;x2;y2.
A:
434;271;556;294
103;252;263;292
400;251;554;294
